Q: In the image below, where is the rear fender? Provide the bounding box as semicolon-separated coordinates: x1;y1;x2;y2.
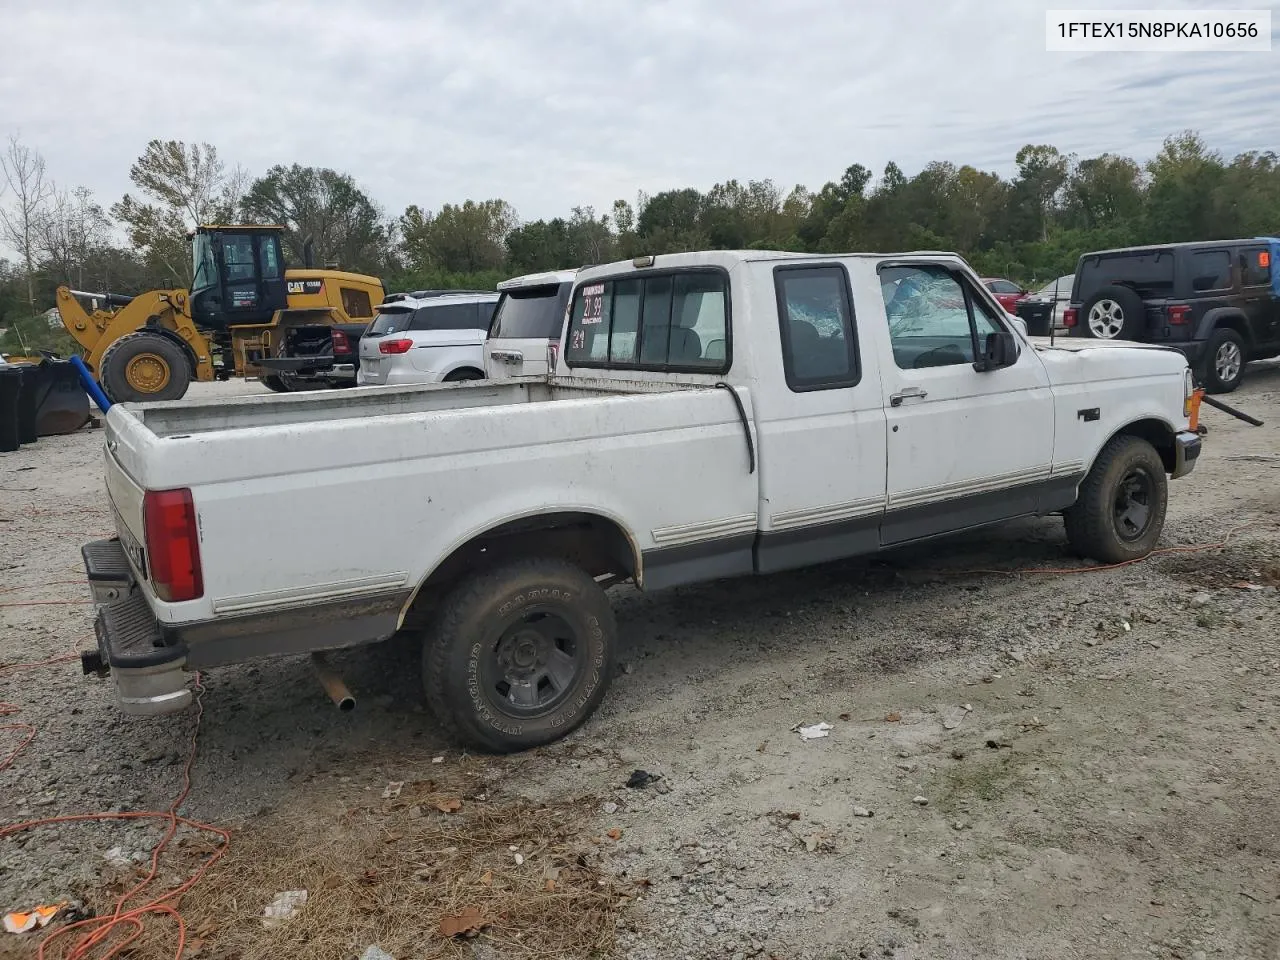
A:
1193;308;1251;344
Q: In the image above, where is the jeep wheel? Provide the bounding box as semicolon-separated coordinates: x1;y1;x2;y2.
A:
423;558;617;753
1064;435;1168;564
1201;327;1246;394
1080;285;1144;340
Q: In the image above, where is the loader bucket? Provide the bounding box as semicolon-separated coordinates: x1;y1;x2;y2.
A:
29;359;91;436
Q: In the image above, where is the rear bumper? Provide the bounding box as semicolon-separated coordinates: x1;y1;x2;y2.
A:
356;365;442;386
81;538;191;716
1172;430;1202;480
1165;341;1208;367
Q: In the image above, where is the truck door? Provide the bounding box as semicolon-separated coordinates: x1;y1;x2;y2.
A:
874;263;1056;546
751;262;889;574
1235;244;1278;347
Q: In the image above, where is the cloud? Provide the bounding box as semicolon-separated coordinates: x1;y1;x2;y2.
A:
0;0;1277;239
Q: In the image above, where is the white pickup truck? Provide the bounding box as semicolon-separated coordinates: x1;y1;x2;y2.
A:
80;250;1201;752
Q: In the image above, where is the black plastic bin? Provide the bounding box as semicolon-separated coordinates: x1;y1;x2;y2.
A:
15;365;40;444
0;367;21;452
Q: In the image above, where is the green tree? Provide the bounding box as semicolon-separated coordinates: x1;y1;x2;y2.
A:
241;164;388;274
400;199;517;274
0;135;54;320
1143;131;1224;241
111;140;246;285
1014;144;1070;242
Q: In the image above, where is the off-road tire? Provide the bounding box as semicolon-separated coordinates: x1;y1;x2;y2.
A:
1200;327;1247;394
1064;435;1167;564
423;557;616;753
99;332;191;403
1078;285;1145;340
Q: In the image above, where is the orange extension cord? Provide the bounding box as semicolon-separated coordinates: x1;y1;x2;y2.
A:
0;660;229;960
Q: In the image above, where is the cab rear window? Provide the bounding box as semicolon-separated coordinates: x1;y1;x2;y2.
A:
564;270;729;373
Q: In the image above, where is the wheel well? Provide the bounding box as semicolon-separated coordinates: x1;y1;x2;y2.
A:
444;366;484;381
1210;315;1251;344
1113;418;1177;473
402;511;639;626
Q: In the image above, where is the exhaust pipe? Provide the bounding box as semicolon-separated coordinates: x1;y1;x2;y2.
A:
311;653;355;711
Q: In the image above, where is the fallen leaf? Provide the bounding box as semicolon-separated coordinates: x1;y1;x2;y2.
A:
434;798;463;814
381;781;404;800
885;712;902;722
838;713;851;721
756;741;768;753
607;828;623;840
184;938;205;958
544;878;556;891
804;834;821;852
480;870;492;886
783;811;801;821
438;906;487;938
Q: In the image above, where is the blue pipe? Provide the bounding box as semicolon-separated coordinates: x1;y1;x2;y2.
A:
69;354;112;412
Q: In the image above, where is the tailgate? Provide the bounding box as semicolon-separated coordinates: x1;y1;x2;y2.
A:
105;444;147;581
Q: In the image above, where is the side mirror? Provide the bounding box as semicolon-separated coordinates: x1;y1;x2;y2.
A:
976;331;1018;371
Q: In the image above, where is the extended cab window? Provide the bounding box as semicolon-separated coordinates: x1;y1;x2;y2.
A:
774;265;859;391
565;271;729;372
490;284;570;339
880;265;1002;369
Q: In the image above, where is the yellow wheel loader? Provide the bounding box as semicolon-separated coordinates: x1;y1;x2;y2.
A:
55;225;384;403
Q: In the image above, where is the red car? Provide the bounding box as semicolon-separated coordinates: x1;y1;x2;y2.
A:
982;278;1028;313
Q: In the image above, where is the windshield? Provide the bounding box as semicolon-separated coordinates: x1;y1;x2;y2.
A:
191;233;217;293
1034;276;1074;298
489;283;570;339
367;308;413;336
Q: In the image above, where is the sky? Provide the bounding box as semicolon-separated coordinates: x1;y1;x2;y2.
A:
1;0;1278;238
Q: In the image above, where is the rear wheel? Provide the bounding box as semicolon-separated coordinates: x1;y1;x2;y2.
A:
99;332;191;403
443;368;484;382
423;558;617;753
1064;435;1167;564
260;374;291;393
1200;328;1246;394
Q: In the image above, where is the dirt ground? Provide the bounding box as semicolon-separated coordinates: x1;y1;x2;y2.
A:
2;370;1279;960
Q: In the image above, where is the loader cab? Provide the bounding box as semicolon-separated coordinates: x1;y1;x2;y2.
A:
189;226;289;330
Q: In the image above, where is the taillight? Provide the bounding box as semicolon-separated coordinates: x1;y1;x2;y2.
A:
143;488;203;602
331;330;351;354
1167;304;1191;325
379;338;413;355
547;342;559;372
1063;307;1078;328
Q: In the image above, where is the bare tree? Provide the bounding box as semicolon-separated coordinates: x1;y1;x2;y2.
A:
40;185;111;289
0;135;54;318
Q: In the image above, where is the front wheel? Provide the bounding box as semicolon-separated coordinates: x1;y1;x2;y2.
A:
1064;435;1168;564
424;558;617;753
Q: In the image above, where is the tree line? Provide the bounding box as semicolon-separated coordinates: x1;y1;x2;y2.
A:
3;130;1278;353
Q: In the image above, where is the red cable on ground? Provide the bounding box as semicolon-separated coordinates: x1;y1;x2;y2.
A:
0;662;229;960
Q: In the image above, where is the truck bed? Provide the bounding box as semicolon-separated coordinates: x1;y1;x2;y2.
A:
127;375;690;437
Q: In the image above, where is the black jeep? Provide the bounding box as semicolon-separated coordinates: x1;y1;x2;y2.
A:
1064;238;1280;392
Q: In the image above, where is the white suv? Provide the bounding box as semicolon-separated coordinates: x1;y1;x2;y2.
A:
358;290;499;386
484;270;576;379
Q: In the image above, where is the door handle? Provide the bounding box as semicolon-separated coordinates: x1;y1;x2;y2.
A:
890;386;928;407
490;350;524;364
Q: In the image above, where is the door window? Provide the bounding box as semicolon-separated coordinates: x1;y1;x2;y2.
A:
413;302;486;331
260;237;282;279
1190;250;1232;292
880;265;1002;369
221;235;257;283
1238;247;1271;287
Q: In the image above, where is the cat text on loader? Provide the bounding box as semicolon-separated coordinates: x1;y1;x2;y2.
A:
54;225;384;403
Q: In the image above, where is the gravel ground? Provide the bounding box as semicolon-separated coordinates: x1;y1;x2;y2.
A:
2;371;1279;959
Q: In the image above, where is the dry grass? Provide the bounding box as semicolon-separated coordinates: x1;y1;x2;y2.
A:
34;773;636;960
181;782;634;960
